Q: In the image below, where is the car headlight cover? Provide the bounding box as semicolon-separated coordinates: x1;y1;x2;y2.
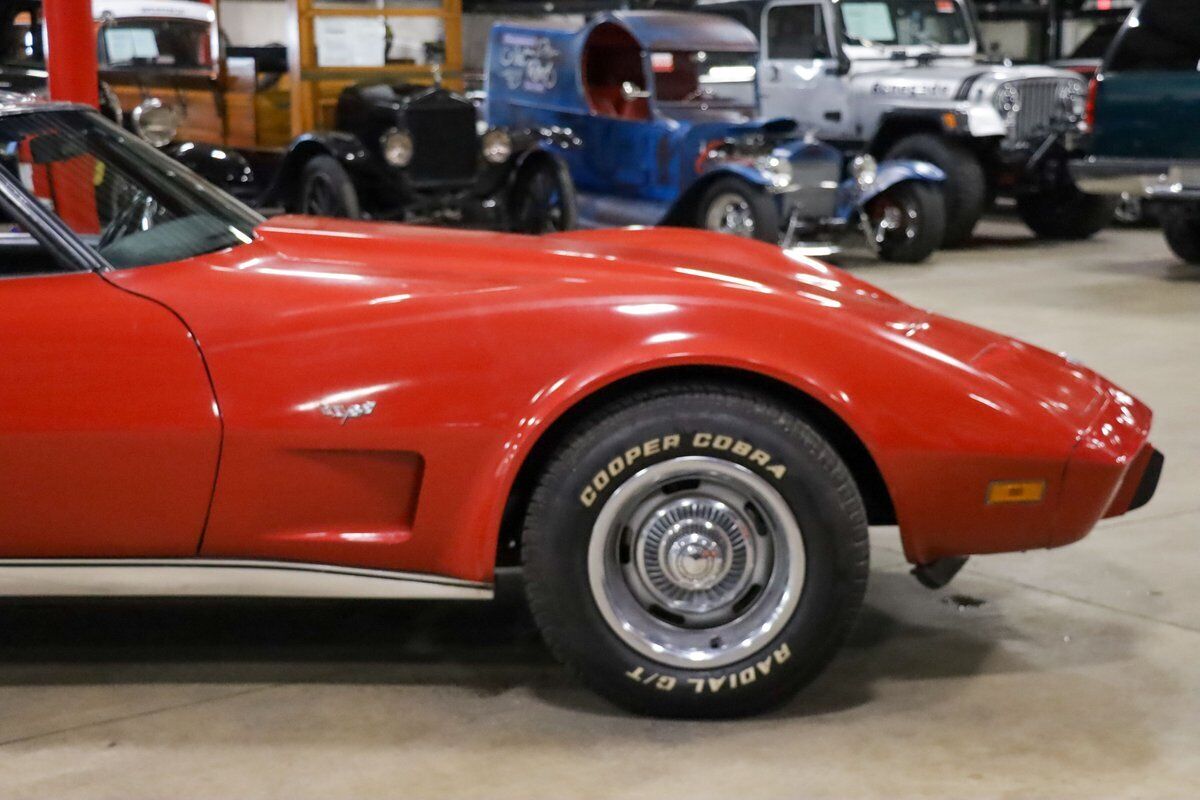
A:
131;98;178;148
756;154;793;189
381;128;414;167
482;129;513;164
995;83;1022;123
1059;80;1087;121
851;154;878;188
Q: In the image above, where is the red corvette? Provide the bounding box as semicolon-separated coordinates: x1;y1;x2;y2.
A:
0;100;1161;717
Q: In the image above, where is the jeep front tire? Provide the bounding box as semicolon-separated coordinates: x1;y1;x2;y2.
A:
885;133;986;248
521;384;869;717
1016;183;1117;240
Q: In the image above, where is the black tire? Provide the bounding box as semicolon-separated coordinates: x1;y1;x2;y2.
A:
297;155;361;219
1162;208;1200;264
885;133;986;248
695;177;780;244
522;384;869;718
510;157;577;234
1015;184;1117;240
864;181;946;264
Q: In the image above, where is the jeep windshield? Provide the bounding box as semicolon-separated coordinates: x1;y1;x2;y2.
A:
838;0;973;55
100;19;214;70
652;50;758;109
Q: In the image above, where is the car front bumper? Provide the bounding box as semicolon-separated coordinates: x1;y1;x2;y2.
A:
1071;156;1200;201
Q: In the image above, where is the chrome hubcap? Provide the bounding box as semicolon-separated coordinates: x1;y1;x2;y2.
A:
704;193;756;238
589;456;806;668
867;197;918;247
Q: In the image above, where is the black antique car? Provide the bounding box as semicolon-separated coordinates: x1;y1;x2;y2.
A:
268;81;577;232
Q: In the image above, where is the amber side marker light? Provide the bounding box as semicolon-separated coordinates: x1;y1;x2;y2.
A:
941;112;960;130
986;480;1047;505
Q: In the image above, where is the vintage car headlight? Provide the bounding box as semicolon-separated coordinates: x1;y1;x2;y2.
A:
995;83;1022;124
851;154;878;190
381;128;414;167
482;129;513;164
131;98;178;148
755;155;794;189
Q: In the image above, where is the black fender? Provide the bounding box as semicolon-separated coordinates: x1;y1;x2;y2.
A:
266;131;374;210
868;109;968;157
165;141;257;201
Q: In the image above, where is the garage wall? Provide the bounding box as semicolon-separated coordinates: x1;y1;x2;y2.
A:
217;1;582;74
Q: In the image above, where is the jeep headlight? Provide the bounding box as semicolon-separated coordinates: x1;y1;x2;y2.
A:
995;83;1022;124
851;154;878;190
482;129;513;164
1059;81;1086;122
756;155;793;189
381;128;413;167
131;98;178;148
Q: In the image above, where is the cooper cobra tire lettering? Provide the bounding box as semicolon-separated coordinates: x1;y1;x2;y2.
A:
579;431;787;507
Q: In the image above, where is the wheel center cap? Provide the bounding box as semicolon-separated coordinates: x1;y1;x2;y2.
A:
664;530;729;591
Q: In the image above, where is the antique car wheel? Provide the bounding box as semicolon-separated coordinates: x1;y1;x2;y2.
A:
863;182;945;264
521;384;869;718
1016;184;1117;240
297;155;361;219
696;178;779;244
885;133;985;248
510;158;577;234
1162;208;1200;265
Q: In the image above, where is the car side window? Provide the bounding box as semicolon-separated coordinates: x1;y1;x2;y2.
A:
766;3;832;60
0;110;260;270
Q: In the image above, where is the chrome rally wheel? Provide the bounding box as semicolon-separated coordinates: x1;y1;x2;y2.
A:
588;457;805;669
521;385;869;718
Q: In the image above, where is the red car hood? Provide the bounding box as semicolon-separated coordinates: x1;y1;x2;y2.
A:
251;217;906;312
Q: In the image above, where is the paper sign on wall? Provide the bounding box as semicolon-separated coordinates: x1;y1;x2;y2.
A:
314;17;386;68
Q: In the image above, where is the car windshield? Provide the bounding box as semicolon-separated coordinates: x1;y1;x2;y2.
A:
838;0;972;49
101;19;214;70
0;108;262;269
652;50;758;106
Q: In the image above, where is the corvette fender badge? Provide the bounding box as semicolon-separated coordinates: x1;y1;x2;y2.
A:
319;400;377;425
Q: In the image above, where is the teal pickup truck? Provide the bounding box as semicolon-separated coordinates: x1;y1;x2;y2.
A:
1071;0;1200;264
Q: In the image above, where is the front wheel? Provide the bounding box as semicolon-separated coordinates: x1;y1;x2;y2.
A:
863;181;946;264
296;155;361;219
522;385;869;717
509;157;577;234
1015;184;1117;240
696;177;780;244
884;133;985;248
1162;207;1200;264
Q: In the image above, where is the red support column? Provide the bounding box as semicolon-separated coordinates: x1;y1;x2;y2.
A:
43;0;99;107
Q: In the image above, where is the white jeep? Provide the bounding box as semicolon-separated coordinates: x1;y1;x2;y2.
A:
699;0;1118;245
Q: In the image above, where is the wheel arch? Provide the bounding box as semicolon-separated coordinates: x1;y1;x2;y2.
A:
495;364;896;567
267;133;372;210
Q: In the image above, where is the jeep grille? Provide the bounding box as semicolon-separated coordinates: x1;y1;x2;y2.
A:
407;94;478;187
1000;78;1081;145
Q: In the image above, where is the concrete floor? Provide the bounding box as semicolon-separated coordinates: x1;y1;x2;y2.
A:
1;219;1198;798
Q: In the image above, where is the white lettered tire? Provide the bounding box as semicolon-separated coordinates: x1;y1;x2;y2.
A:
521;384;869;717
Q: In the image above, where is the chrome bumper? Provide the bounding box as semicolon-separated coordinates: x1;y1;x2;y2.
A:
1071;157;1200;200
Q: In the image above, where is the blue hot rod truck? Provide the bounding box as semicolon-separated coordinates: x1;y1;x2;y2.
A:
485;10;948;263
